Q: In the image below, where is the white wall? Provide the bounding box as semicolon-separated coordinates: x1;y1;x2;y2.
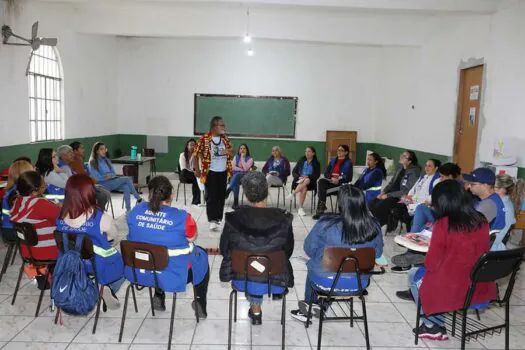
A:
0;4;118;146
116;37;382;141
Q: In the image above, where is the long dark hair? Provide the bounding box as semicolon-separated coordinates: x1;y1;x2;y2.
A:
148;176;173;213
237;143;251;158
432;180;486;232
89;142;107;171
35;148;54;177
406;150;418;166
300;146;318;163
320;185;380;244
438;163;461;179
16;171;44;197
338;144;350;160
369;152;387;179
183;139;196;165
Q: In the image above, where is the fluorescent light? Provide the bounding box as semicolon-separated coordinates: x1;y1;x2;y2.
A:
247;48;254;56
243;34;252;43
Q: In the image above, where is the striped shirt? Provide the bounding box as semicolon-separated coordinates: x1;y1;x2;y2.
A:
10;195;59;261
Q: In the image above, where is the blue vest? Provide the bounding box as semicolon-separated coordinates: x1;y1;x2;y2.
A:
127;202;208;292
56;210;124;285
487;193;506;231
1;187;15;229
44;184;65;204
418;172;441;195
327;158;353;183
360;168;383;202
233;155;252;175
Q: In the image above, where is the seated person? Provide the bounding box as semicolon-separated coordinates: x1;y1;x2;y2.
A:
288;146;321;216
410;162;461;233
2;160;35;241
127;176;209;316
389;158;441;230
178;139;201;205
369;150;421;228
70;141;89;173
89;142;142;212
409;180;496;341
227;143;253;209
354;152;387;203
220;171;294;325
291;185;383;322
262;146;290;187
36;148;68;203
10;171;59;261
463;168;506;231
313;144;353;219
59;144;110;210
491;174;525;251
56;174;124;309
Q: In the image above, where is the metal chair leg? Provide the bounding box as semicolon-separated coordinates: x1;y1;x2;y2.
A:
361;296;370;350
228;290;236;350
234;290;238;322
11;243;18;265
0;244;14;282
92;285;104;334
35;271;48;317
281;294;286;350
54;307;60;324
414;298;421;345
350;297;354;327
11;261;25;305
317;299;324;350
148;287;155;317
130;285;138;313
167;293;176;350
475;309;481;321
176;183;181;202
452;311;457;336
277;187;281;209
118;284;132;342
505;301;510;350
305;288;315;329
461;309;468;350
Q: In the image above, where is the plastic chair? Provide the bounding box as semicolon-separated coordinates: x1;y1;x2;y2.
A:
305;247;385;350
11;222;57;317
414;248;525;349
228;249;287;350
0;229;19;284
175;167;194;206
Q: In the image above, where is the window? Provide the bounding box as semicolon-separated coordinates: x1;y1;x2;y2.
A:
28;45;63;142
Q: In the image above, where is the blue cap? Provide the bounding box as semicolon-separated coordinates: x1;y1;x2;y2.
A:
462;168;496;185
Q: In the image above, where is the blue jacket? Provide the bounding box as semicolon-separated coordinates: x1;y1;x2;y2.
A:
304;217;383;292
56;209;124;285
487;193;507;231
491;195;515;251
89;157;116;183
1;187;16;229
127;202;208;292
44;184;65;204
324;158;353;184
354;167;383;202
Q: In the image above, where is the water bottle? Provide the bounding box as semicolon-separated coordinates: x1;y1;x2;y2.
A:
130;146;137;160
137;153;142;161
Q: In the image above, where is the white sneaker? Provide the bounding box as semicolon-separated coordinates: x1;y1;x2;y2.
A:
209;221;220;231
103;290;121;310
298;208;306;216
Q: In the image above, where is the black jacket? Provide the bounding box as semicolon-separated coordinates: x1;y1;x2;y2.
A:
292;158;321;190
219;206;295;287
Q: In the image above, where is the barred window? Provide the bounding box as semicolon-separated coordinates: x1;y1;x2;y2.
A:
28;46;63;142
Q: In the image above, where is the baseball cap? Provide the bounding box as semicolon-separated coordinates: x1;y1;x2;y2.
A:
462;168;496;185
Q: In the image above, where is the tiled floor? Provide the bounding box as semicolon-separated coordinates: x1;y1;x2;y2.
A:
0;176;524;349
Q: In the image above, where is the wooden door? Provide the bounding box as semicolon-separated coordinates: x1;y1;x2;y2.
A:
326;131;357;165
453;65;484;173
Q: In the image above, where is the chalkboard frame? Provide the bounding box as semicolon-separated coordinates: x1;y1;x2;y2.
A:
193;93;298;138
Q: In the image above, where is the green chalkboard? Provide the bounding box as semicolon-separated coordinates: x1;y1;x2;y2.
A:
194;94;297;138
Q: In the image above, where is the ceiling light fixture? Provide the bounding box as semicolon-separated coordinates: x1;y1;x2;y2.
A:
243;7;252;44
247;47;254;56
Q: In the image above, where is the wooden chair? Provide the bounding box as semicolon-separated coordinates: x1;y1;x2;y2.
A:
54;231;108;334
305;247;385;350
118;241;200;350
12;222;57;317
414;248;525;350
229;249;287;350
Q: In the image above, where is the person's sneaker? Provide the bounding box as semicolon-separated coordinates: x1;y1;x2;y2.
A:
396;289;414;302
102;289;121;310
136;197;143;204
209;221;220;231
152;292;166;312
298;300;321;318
248;308;262;325
312;212;323;220
291;309;311;324
413;323;449;341
391;265;412;273
298;208;306;217
272;294;284;301
191;300;207;319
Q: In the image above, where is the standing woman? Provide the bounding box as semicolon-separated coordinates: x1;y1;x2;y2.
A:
56;174;124;309
35;148;68;203
313;144;353;219
179;139;200;205
89;142;142;212
193;116;233;231
289;146;321;216
127;176;209;315
262;146;291;187
354;152;387;203
228;144;254;209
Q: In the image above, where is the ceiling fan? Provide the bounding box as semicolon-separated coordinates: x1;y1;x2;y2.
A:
1;21;58;75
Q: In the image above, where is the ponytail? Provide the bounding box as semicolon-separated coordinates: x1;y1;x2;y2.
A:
147;176;173;213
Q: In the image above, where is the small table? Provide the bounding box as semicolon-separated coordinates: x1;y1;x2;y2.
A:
111;156;156;187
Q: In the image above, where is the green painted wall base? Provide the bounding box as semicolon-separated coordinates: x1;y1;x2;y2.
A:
1;135;523;179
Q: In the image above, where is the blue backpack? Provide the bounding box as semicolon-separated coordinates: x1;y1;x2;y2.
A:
51;233;99;315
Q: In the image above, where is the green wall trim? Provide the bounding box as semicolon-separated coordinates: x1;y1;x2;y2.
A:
368;143;451;166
